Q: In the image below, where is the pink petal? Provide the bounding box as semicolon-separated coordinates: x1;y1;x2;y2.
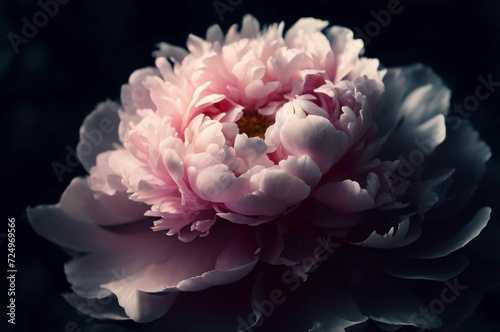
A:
285;18;329;46
206;24;224;44
61;176;147;226
120;67;158;112
245;80;279;99
189;164;247;202
279;155;322;189
225;169;310;216
153;42;188;61
240;15;260;38
234;134;273;168
63;221;258;322
313;179;375;213
217;212;275;226
280;115;349;173
27;178;127;251
102;287;178;323
326;26;364;81
77;101;121;172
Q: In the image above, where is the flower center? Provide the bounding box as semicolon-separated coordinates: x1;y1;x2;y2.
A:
236;112;272;139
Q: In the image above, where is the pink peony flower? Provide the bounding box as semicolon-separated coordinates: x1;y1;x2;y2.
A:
28;15;491;326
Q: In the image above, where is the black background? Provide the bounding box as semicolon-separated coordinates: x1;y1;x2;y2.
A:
2;0;500;331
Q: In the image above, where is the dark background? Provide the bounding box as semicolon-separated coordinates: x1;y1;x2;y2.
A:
2;0;500;331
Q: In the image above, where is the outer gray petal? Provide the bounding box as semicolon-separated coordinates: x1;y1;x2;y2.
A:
77;101;121;172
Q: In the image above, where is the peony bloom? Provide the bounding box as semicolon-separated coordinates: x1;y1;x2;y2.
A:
28;15;492;329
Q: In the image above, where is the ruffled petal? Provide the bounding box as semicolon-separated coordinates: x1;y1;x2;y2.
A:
225;168;310;217
60;177;147;226
313;179;375;213
27;178;129;252
77;101;121;172
280;115;349;173
62;219;258;321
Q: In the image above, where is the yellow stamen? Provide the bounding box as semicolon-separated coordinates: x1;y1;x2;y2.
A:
236;112;272;139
